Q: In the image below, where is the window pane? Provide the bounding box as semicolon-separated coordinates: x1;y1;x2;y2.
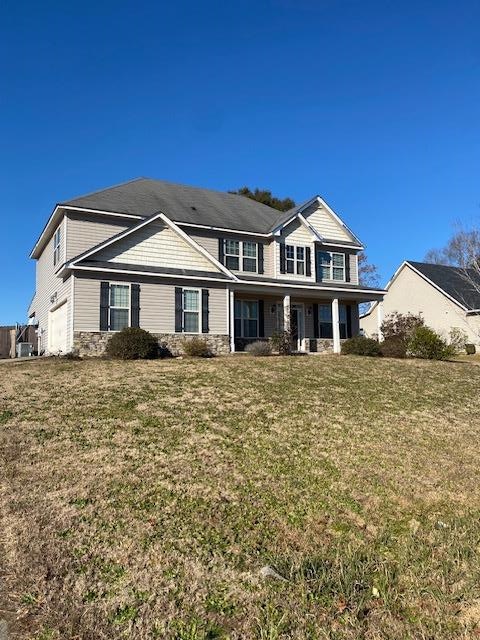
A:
110;284;129;307
225;240;239;255
319;252;331;266
332;253;345;267
243;301;258;319
243;319;258;337
286;260;294;274
184;311;199;332
319;304;332;322
234;300;242;318
243;241;257;258
333;267;344;281
110;308;129;331
296;247;304;260
243;257;257;272
321;266;331;280
286;245;295;259
339;304;347;323
234;318;241;336
320;322;333;339
226;256;240;270
297;261;305;275
183;289;199;311
340;323;347;339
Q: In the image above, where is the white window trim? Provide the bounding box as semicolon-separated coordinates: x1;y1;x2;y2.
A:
108;282;131;332
285;244;307;276
319;251;346;282
53;225;62;266
223;240;258;274
182;287;202;334
234;299;259;338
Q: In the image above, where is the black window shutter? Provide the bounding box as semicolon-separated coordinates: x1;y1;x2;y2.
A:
202;289;209;333
279;243;286;274
131;284;140;327
218;238;225;264
345;253;351;282
258;300;265;337
346;305;352;338
313;303;319;338
305;247;312;277
100;281;110;331
258;243;264;274
175;287;183;333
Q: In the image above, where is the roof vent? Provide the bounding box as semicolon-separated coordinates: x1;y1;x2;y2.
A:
190;206;197;211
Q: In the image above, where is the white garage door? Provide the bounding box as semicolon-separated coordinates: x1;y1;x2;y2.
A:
48;302;68;354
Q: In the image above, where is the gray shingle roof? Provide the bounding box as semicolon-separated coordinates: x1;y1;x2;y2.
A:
79;260;230;280
408;261;480;310
62;178;285;235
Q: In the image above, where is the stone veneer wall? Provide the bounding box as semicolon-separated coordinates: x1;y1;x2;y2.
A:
73;331;230;357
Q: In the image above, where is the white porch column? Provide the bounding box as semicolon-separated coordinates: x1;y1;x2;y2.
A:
283;295;291;333
229;289;235;352
332;298;341;354
377;300;384;342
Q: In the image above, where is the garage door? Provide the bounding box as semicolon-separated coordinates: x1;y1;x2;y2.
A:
48;302;68;354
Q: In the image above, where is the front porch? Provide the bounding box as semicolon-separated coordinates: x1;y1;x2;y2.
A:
228;287;384;354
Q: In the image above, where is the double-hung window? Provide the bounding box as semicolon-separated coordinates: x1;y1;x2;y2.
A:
318;252;346;281
53;226;61;266
110;284;130;330
183;288;200;333
318;303;347;339
286;245;305;275
234;300;258;338
224;240;258;273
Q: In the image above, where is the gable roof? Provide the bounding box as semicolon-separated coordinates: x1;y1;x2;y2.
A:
407;261;480;311
362;260;480;317
62;178;283;235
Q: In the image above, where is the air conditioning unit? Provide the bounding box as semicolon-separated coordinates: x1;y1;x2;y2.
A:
17;343;33;358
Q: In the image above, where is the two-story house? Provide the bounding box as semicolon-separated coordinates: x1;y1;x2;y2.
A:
28;178;385;356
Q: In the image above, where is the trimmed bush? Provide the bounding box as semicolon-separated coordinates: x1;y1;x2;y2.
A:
271;331;292;355
106;327;158;360
245;341;272;356
407;326;455;360
341;336;381;357
380;335;407;358
182;336;212;358
466;343;476;355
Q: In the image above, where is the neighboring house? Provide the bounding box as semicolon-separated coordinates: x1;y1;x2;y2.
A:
28;178;385;356
360;261;480;345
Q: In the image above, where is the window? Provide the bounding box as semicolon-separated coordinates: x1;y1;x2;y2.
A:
223;240;258;273
318;252;346;281
318;303;348;339
234;300;258;338
285;245;306;275
110;284;130;331
53;226;61;266
182;288;200;333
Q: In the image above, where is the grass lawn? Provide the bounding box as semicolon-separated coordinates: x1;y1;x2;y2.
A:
1;355;480;639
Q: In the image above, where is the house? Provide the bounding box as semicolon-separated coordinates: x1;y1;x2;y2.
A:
360;261;480;345
28;178;385;356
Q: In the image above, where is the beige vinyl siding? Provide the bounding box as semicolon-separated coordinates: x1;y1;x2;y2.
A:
187;229;274;278
303;203;354;243
66;212;132;260
74;274;228;334
30;217;72;353
360;264;480;344
349;253;359;285
95;221;219;272
277;220;315;283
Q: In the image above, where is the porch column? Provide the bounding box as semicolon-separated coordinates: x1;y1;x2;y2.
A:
377;300;384;342
229;289;235;352
332;298;341;354
283;295;291;333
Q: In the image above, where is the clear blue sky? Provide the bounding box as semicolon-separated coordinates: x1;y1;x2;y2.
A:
1;0;479;324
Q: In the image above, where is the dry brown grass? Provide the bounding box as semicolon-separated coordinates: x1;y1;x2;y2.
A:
1;355;480;639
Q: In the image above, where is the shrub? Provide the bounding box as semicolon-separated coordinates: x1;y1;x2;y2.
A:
407;326;455;360
341;336;381;357
466;343;476;355
106;327;158;360
380;335;407;358
245;341;272;356
182;336;212;358
449;327;468;353
381;312;424;344
271;331;292;355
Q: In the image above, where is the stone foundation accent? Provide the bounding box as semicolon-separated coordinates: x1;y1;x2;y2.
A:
73;332;230;357
304;338;335;353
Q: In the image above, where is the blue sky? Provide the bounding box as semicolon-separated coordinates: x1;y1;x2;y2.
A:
1;0;479;324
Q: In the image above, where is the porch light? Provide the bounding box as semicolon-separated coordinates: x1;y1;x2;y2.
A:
307;306;312;315
271;304;277;314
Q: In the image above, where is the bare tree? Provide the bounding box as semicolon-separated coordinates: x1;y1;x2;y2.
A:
358;252;380;288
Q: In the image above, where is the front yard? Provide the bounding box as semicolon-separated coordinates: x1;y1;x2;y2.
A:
1;355;480;639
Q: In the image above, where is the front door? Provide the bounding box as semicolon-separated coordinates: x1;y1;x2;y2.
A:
290;304;305;351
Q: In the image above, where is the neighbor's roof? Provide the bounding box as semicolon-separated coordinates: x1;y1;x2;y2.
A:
407;261;480;311
62;178;284;235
